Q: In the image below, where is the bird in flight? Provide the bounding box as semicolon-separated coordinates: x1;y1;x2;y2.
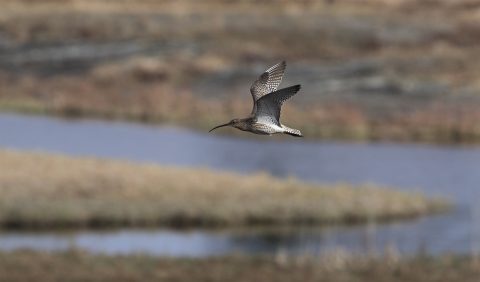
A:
209;61;302;137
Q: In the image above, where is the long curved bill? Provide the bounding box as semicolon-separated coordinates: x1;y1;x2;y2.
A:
209;122;231;132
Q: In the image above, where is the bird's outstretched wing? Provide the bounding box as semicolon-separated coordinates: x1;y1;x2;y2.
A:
254;84;301;125
250;61;286;114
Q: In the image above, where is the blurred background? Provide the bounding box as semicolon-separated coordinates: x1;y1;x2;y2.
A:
0;0;480;281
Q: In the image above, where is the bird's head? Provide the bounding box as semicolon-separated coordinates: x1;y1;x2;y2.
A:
209;119;240;132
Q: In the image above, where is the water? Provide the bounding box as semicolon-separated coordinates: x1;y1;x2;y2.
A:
0;113;479;257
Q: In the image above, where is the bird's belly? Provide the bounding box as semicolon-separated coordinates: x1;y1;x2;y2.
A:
252;122;283;135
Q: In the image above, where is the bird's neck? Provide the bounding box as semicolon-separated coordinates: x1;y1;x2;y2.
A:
233;118;252;131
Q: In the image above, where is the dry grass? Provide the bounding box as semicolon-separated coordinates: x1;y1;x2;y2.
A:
2;68;480;143
2;0;480;143
0;149;449;229
0;250;479;282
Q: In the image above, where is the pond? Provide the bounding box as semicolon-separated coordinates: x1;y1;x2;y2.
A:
0;113;479;257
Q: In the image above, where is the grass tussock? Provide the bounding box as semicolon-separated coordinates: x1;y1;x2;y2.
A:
0;250;479;282
0;149;449;229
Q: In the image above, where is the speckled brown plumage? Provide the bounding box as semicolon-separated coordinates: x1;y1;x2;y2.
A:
209;61;302;137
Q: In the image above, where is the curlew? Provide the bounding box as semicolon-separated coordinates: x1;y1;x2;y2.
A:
209;61;302;137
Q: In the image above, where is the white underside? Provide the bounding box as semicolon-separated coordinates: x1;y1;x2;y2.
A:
256;122;284;135
271;123;285;133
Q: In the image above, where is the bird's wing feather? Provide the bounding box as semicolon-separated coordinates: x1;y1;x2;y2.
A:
250;61;286;114
255;84;301;125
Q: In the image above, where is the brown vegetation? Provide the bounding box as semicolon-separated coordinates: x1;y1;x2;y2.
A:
1;0;480;143
2;66;480;143
0;149;449;229
1;250;479;282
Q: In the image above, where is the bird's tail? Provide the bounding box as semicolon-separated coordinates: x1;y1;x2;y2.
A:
282;125;303;137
